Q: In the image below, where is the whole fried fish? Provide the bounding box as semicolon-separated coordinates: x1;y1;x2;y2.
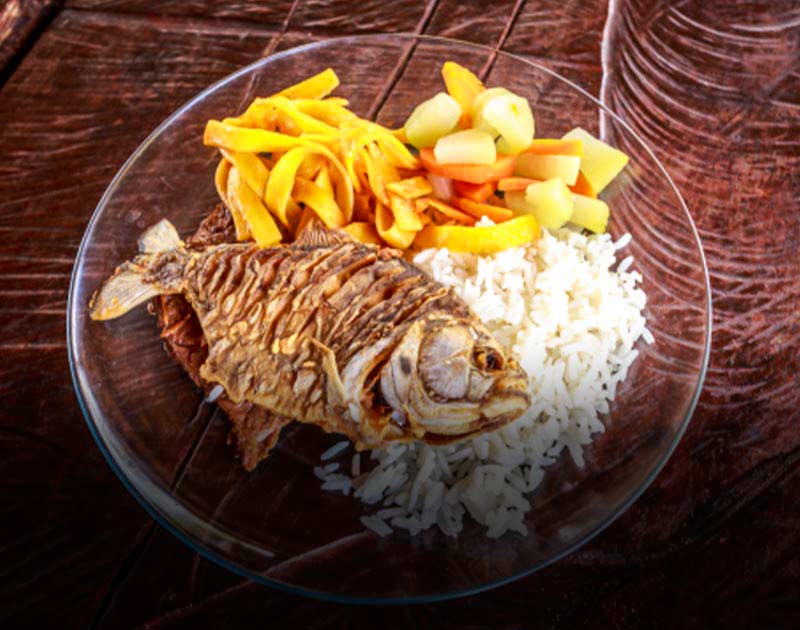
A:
90;219;530;450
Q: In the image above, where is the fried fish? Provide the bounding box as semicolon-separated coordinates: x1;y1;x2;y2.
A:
90;218;530;453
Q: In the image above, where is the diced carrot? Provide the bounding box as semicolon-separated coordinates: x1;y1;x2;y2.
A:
454;197;514;223
497;177;540;192
569;171;597;198
523;139;584;157
418;197;476;225
419;148;515;184
453;180;495;203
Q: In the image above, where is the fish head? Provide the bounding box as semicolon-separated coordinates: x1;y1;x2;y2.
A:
380;316;531;441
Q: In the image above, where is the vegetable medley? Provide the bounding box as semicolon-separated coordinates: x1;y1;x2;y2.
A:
204;62;629;254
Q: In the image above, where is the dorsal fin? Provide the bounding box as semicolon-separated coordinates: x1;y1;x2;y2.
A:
295;217;352;247
138;219;183;254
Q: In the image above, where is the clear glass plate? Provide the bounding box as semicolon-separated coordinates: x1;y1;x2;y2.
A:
68;34;712;603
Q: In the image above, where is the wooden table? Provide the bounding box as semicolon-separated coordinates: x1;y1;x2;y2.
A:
2;1;798;627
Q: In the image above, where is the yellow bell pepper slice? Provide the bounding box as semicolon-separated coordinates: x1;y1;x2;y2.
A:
204;120;328;153
413;215;539;254
341;222;382;245
375;202;416;249
388;193;423;232
227;167;282;246
277;68;340;100
293;177;346;229
386;176;433;199
220;149;269;198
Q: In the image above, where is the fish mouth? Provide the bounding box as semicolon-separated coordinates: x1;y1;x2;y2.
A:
413;372;531;444
480;373;531;420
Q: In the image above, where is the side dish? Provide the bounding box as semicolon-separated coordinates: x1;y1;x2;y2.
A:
91;62;646;539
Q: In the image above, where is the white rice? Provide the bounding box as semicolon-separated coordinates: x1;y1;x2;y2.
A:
320;440;350;461
206;384;224;403
317;224;649;538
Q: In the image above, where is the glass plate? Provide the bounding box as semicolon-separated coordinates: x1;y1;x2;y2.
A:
68;34;711;603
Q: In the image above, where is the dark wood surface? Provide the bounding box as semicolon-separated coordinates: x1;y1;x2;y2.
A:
1;1;798;627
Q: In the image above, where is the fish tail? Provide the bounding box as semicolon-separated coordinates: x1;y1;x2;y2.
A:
89;220;185;321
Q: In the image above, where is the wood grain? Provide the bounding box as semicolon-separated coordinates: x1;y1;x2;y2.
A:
64;0;296;26
502;0;608;95
424;0;519;45
0;0;59;81
287;0;429;34
0;9;278;627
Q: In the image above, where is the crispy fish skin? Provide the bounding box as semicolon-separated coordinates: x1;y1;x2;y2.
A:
90;219;531;450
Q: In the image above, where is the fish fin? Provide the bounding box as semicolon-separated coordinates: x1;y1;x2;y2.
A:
89;264;161;321
295;217;352;248
138;219;183;254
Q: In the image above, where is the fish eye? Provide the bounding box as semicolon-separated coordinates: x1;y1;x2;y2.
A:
473;346;504;371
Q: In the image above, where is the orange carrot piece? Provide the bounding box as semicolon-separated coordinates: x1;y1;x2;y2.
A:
454;197;514;223
569;171;597;198
419;148;515;184
453;180;495;203
523;139;584;157
419;197;477;226
497;177;540;192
